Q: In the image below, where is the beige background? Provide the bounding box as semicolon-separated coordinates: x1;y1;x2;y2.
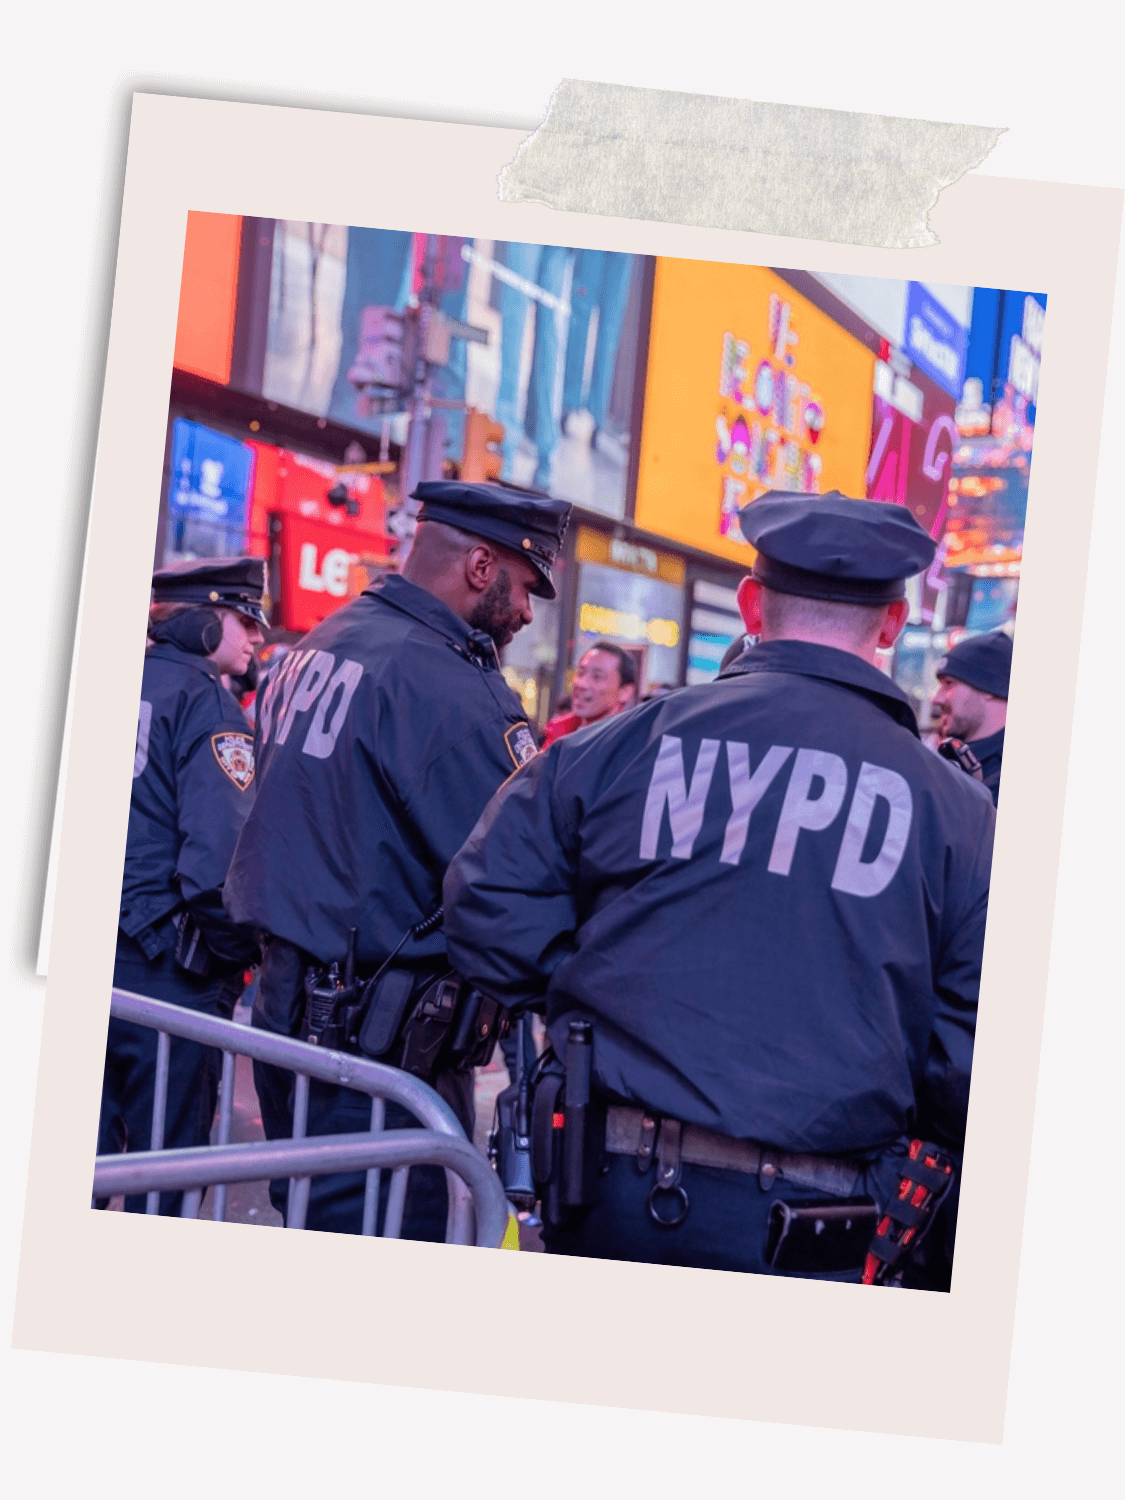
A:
12;94;1121;1445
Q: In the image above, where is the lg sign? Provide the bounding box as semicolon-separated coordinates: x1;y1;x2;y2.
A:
299;542;357;597
278;513;385;632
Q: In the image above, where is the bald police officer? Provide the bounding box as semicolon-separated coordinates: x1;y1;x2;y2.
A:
932;630;1012;807
444;493;995;1283
224;481;571;1238
100;558;266;1214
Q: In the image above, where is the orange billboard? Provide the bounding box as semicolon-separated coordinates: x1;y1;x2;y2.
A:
173;211;243;385
634;261;876;564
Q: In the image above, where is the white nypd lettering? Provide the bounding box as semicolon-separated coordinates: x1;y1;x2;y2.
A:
719;742;793;866
302;658;365;759
767;748;848;877
638;734;721;860
637;736;915;898
271;650;312;744
133;700;152;778
831;761;913;897
258;649;306;746
276;650;336;745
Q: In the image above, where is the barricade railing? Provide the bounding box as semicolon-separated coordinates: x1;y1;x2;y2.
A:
94;988;509;1248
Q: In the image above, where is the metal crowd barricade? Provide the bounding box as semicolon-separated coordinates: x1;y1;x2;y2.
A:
93;988;509;1250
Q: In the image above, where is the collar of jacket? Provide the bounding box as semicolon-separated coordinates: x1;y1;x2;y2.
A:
145;641;224;682
719;638;920;738
367;573;499;669
968;725;1005;760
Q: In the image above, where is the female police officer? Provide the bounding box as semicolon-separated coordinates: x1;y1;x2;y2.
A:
99;557;266;1214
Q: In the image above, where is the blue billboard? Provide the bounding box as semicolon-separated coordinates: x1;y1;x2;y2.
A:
904;282;968;399
169;419;255;528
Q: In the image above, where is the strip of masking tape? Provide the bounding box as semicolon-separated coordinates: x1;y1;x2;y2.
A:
498;80;1006;249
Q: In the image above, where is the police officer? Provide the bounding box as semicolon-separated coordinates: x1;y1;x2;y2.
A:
932;631;1012;807
444;493;995;1284
223;480;571;1238
100;557;266;1213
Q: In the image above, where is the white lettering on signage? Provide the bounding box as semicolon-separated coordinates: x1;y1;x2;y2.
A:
299;543;358;597
1022;296;1045;356
908;315;960;382
638;739;916;897
609;537;659;575
134;700;152;778
1008;335;1041;404
639;735;721;860
199;458;224;499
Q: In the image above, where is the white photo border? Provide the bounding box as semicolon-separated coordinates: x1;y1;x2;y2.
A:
15;93;1122;1444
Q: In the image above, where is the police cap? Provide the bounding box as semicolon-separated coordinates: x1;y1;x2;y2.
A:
151;556;269;627
936;629;1013;699
739;491;937;604
412;480;571;600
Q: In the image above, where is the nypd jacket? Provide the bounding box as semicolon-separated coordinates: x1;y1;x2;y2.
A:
444;640;996;1157
120;643;257;964
223;574;538;968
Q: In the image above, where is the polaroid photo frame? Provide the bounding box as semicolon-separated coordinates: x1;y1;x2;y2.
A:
14;93;1121;1444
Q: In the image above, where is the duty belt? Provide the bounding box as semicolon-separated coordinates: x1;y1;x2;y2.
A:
605;1105;866;1200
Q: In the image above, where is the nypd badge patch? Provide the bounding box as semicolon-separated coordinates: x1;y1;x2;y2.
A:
504;722;538;769
211;731;255;790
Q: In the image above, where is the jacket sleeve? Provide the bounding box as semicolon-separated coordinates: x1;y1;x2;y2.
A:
443;747;580;1007
175;700;259;964
921;805;995;1148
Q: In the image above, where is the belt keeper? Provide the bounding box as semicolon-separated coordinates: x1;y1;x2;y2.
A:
635;1114;657;1172
655;1118;683;1190
759;1149;779;1192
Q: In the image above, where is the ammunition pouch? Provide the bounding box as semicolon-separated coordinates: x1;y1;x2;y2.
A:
861;1139;956;1286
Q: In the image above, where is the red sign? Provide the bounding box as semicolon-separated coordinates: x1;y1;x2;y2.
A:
864;360;957;624
277;513;390;634
246;441;391;633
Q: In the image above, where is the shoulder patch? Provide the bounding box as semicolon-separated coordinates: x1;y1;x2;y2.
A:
211;731;255;790
504;721;538;769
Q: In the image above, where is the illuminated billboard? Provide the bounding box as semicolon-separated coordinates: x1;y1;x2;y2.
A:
633;261;876;563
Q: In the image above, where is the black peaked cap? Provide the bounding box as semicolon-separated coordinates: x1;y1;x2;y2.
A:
151;556;269;626
412;480;572;599
739;491;937;604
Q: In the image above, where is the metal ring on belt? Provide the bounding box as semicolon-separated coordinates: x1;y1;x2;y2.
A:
647;1181;690;1228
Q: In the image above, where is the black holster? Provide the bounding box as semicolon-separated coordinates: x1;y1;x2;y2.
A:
527;1023;605;1225
352;966;507;1080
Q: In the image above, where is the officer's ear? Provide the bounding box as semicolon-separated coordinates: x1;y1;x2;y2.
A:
736;576;764;635
464;542;498;594
877;598;911;651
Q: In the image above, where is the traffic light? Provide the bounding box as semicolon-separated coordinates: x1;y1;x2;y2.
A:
461;408;505;481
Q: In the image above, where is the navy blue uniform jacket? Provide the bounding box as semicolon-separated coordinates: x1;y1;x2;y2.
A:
120;644;257;964
224;574;537;968
444;640;996;1156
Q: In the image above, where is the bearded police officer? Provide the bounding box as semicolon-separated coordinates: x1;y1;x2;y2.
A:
224;481;571;1238
100;558;266;1214
444;493;996;1285
932;631;1012;807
